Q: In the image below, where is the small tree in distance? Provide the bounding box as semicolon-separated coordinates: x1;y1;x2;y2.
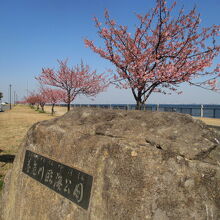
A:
25;92;40;109
25;89;47;112
36;59;107;111
42;88;64;115
38;90;47;112
85;0;220;109
25;88;63;114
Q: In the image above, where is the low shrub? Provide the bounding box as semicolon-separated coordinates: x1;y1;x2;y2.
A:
38;110;45;113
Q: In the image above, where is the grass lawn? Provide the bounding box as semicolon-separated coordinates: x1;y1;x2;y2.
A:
0;105;68;192
44;105;68;116
196;117;220;127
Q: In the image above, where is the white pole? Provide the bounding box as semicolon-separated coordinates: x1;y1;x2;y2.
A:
200;105;203;117
157;104;159;111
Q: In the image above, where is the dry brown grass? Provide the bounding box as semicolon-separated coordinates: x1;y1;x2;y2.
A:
0;105;60;179
0;105;68;179
195;117;220;126
0;105;56;154
0;105;69;192
44;105;68;116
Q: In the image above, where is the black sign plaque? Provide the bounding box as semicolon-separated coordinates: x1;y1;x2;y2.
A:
22;150;93;210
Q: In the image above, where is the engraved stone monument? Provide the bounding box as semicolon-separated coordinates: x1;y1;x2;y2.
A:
22;150;93;210
1;108;220;219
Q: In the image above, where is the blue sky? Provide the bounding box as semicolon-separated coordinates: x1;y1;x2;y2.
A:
0;0;220;104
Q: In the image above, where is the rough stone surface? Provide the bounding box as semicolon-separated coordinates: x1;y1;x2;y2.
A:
1;108;220;220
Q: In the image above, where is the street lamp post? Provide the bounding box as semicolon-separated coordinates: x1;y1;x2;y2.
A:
14;91;16;105
9;84;12;110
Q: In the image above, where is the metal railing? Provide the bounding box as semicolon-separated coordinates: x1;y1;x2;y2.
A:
66;104;220;119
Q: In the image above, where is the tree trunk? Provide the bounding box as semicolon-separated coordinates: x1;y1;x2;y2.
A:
51;104;55;115
135;90;145;110
136;100;144;110
67;92;71;111
41;105;45;112
67;102;70;111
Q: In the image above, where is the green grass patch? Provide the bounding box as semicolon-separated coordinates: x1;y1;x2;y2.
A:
34;109;45;113
38;110;45;113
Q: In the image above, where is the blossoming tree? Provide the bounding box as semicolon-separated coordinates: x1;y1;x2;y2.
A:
26;90;47;112
85;0;220;109
42;88;64;115
36;60;107;111
25;93;39;107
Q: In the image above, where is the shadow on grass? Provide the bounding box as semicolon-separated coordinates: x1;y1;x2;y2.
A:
0;154;15;163
0;175;3;191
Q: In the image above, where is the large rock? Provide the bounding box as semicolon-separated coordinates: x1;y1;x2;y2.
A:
1;108;220;220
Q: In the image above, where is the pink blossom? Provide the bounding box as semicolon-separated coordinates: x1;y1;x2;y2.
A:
36;60;108;111
85;0;220;109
